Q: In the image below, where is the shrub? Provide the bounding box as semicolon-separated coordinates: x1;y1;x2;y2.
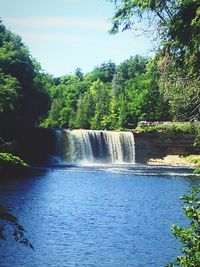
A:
135;122;198;135
166;188;200;266
0;152;29;168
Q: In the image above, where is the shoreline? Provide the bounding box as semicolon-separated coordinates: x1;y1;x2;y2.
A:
147;155;197;168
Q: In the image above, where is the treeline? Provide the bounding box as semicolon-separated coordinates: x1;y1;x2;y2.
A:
0;12;199;141
42;57;169;129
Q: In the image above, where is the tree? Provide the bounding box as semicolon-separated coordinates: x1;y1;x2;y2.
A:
116;55;148;82
90;61;116;83
75;67;83;80
0;73;21;112
166;188;200;266
109;0;200;121
43;73;92;129
0;21;50;139
0;205;33;249
75;95;91;129
90;81;112;129
110;0;199;52
158;53;200;121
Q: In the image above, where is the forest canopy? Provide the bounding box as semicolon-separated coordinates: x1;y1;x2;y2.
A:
41;55;171;130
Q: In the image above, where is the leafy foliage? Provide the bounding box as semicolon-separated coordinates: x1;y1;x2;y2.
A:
0;21;50;140
166;188;200;266
135;122;199;134
42;55;168;130
109;0;200;121
39;0;198;127
0;205;34;249
0;152;29;167
0;17;199;134
0;73;21;113
158;53;200;121
186;156;200;174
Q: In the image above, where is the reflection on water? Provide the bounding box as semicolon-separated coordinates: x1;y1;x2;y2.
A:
0;164;199;267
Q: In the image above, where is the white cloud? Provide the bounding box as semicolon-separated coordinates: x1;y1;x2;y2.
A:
4;16;110;30
62;0;80;2
14;31;92;45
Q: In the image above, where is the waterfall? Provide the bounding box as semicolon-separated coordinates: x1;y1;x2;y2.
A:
57;129;135;164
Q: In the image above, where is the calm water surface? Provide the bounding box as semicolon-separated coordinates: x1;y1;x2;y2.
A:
0;165;199;267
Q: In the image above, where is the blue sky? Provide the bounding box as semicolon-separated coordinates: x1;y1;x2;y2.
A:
1;0;155;77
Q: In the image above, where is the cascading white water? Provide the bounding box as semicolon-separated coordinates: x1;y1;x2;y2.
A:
67;130;95;163
60;129;135;164
49;129;64;164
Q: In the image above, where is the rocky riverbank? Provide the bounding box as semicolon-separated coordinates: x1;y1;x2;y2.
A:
147;155;197;167
134;131;199;163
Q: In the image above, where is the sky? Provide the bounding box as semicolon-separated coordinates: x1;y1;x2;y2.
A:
1;0;155;77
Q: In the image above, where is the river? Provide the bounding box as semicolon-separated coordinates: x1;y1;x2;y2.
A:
0;164;199;267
